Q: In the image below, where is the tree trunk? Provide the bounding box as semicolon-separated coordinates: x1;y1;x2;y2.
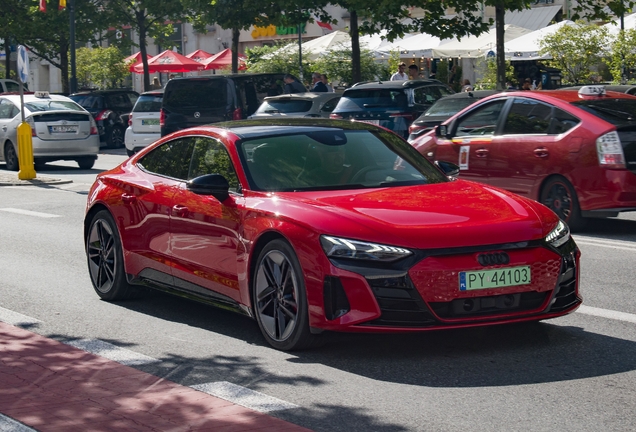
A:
59;39;70;94
495;3;505;91
232;28;240;73
4;43;10;79
350;10;361;85
136;11;150;91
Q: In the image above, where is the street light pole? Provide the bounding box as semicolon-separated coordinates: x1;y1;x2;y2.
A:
69;0;77;94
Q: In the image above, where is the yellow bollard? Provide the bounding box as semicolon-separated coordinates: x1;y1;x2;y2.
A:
17;121;37;180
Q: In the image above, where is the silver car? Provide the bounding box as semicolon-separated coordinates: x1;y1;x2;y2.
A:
0;92;100;170
249;92;341;119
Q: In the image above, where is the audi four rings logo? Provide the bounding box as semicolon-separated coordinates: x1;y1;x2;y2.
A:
194;112;201;118
477;252;510;266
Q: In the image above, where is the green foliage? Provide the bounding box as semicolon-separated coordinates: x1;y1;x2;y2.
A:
75;47;130;90
436;59;449;85
312;46;381;87
245;43;314;85
604;29;636;83
386;50;401;80
475;58;515;89
538;21;609;85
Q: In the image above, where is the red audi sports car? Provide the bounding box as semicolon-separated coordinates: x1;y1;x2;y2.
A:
84;119;580;351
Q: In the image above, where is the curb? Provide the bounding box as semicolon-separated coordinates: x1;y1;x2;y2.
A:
0;173;73;186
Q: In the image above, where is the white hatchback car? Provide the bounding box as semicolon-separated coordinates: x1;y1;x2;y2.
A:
124;89;162;156
249;92;341;119
0;92;100;170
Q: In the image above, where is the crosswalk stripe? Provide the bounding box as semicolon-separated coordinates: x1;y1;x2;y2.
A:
0;208;60;218
65;338;160;366
191;381;299;412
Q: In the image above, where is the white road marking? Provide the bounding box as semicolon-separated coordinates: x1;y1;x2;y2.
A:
65;338;159;366
0;208;60;218
573;236;636;252
0;307;41;326
0;414;37;432
191;381;299;412
577;305;636;324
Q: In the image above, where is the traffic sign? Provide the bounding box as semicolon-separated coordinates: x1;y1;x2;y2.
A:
17;45;29;84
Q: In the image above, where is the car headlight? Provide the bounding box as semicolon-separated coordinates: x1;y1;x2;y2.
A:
320;235;413;262
545;220;570;248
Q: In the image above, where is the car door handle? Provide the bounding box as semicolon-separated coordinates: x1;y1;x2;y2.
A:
534;148;549;158
475;148;489;157
1;126;6;132
121;193;137;204
172;205;189;217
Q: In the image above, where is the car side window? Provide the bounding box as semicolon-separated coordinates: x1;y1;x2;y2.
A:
0;100;18;119
188;137;240;193
549;108;580;134
137;138;195;180
321;97;341;112
502;98;552;135
454;99;507;137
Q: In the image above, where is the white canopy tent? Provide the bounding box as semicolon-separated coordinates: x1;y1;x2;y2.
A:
602;12;636;36
269;30;388;61
430;25;533;59
504;20;575;61
381;33;446;57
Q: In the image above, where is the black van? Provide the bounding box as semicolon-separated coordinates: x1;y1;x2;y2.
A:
161;73;302;136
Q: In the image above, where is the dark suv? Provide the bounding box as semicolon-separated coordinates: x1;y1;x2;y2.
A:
330;80;453;138
161;73;300;136
69;89;139;148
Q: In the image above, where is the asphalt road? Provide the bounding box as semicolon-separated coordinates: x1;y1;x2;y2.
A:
1;149;635;432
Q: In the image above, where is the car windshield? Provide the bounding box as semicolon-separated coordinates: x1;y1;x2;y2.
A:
69;95;103;110
337;89;408;110
25;99;84;112
571;99;636;125
424;98;478;117
133;94;163;112
256;99;313;114
238;129;448;192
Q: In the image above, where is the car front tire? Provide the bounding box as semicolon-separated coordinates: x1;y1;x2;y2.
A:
86;210;135;300
252;239;316;351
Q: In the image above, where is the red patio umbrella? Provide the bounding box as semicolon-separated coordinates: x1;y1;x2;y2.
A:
133;50;205;73
185;49;214;63
201;48;247;70
123;52;150;72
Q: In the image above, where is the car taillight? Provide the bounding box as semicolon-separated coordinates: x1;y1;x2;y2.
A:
26;117;36;137
89;117;98;135
330;113;342;119
160;109;165;127
232;107;242;120
596;131;626;169
94;110;113;121
409;124;426;136
128;116;132;126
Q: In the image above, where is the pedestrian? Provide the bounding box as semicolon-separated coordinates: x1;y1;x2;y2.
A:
169;74;177;80
391;62;408;81
150;77;161;90
311;72;328;92
461;79;473;92
283;74;306;94
408;65;421;80
521;78;532;90
321;74;335;92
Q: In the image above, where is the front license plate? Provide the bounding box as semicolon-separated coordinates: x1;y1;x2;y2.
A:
49;125;78;133
142;119;159;125
459;266;531;291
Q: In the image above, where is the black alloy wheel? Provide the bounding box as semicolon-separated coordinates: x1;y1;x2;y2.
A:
107;126;125;148
540;176;586;231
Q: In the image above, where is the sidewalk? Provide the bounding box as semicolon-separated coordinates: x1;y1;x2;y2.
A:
0;322;312;432
0;171;72;187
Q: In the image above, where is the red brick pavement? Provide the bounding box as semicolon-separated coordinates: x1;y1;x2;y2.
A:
0;322;312;432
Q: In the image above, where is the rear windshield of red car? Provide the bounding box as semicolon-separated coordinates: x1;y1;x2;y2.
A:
571;99;636;126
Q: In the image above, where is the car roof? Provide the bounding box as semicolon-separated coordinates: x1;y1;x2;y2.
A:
0;93;78;103
192;118;381;139
140;89;164;96
561;85;636;93
347;79;447;90
479;89;636;104
70;89;139;96
264;92;338;101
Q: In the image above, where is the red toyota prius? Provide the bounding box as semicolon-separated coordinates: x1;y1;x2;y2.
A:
410;86;636;230
84;118;580;351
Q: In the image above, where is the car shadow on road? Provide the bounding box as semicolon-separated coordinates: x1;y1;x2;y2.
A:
577;217;636;242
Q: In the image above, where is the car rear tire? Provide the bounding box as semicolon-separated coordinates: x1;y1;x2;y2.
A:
126;149;135;157
252;239;316;351
107;126;125;148
4;142;19;171
540;176;586;231
86;210;136;301
77;157;95;170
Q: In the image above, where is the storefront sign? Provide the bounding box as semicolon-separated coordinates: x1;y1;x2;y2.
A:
251;24;306;39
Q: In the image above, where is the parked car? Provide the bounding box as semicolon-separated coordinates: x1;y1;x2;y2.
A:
0;79;28;94
0;92;99;170
124;89;163;156
84;118;580;351
330;79;454;138
411;86;636;230
407;90;499;141
161;73;301;136
249;92;341;119
69;89;139;148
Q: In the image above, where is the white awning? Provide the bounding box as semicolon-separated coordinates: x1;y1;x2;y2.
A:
505;5;563;31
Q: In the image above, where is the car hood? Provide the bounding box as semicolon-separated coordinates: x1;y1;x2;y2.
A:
252;180;557;249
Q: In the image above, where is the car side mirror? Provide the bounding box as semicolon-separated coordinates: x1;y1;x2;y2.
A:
434;160;460;179
187;174;230;201
436;124;448;138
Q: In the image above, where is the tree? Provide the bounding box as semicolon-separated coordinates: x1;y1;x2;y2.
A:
605;29;636;83
245;44;313;83
312;45;381;87
108;0;189;91
538;22;609;85
76;46;130;89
